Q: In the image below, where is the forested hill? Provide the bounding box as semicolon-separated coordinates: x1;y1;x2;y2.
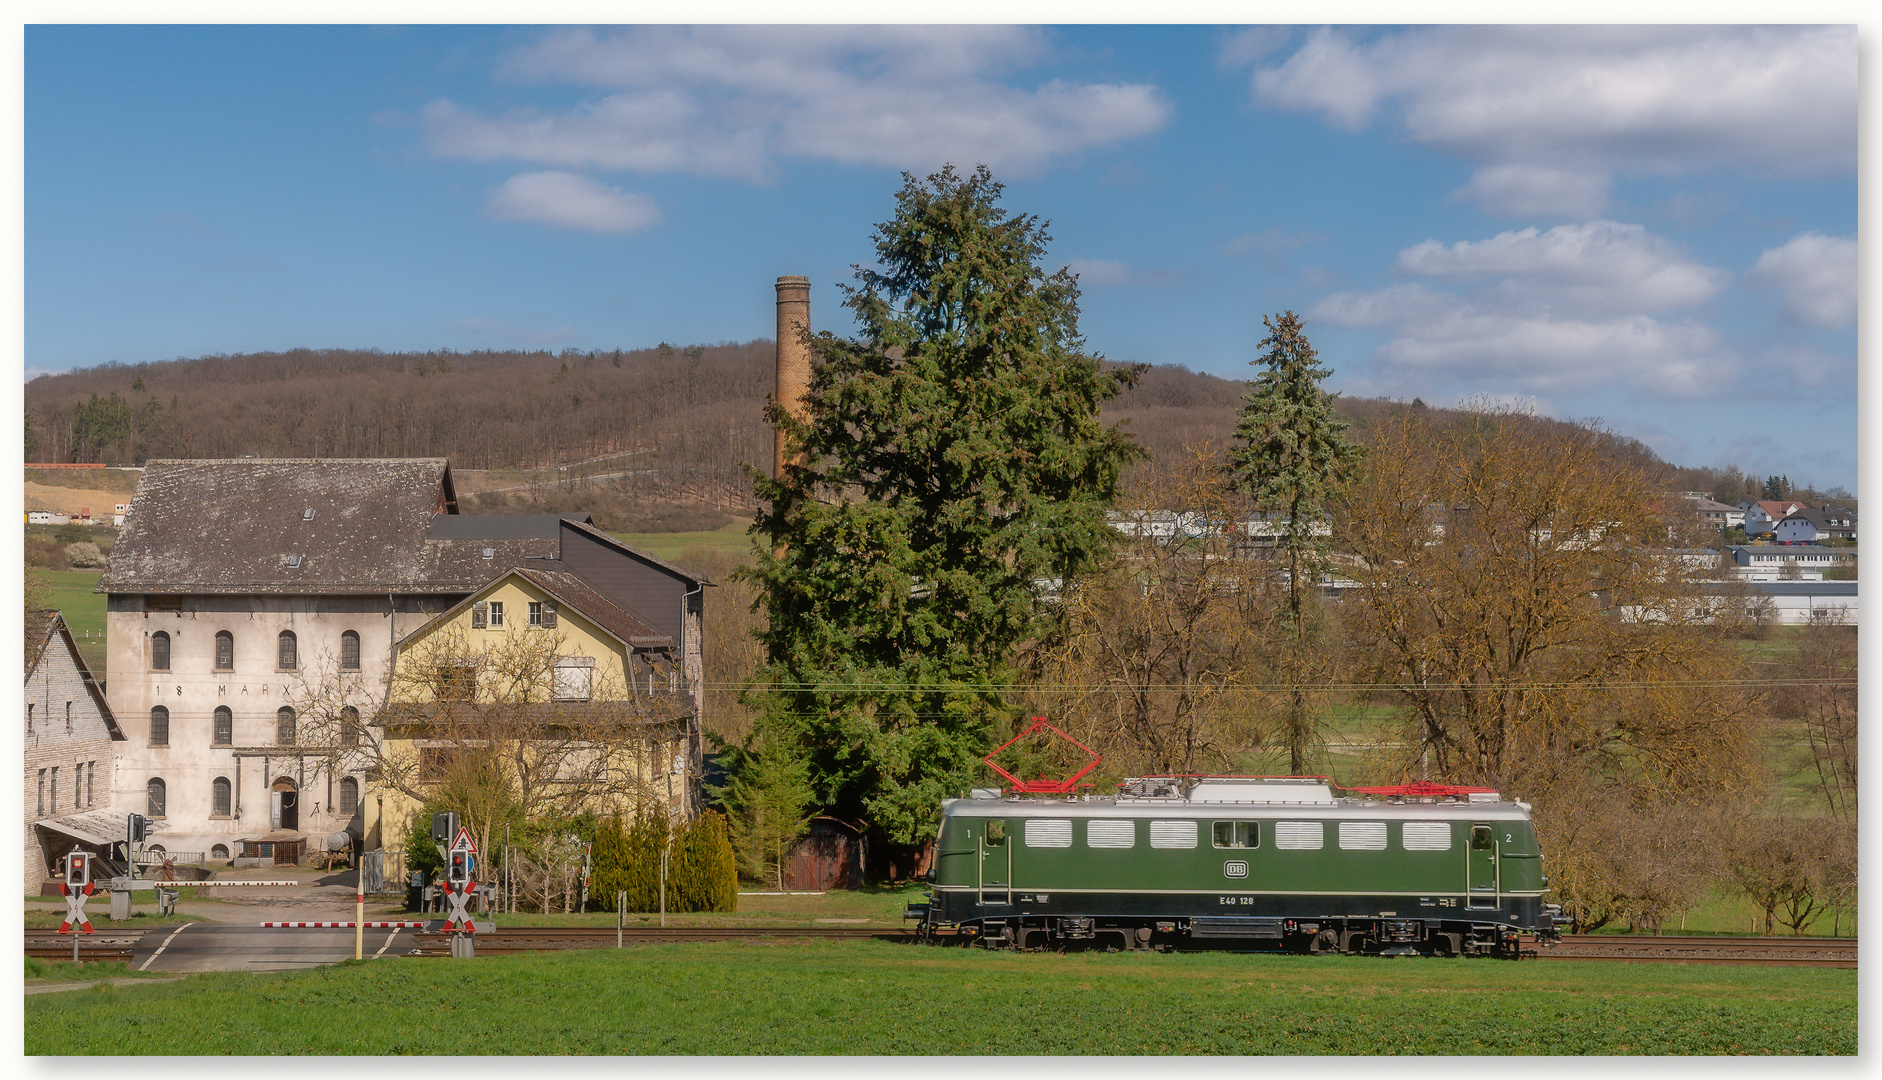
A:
24;342;1777;512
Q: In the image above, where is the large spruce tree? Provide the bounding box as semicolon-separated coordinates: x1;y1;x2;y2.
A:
738;165;1143;847
1227;311;1361;776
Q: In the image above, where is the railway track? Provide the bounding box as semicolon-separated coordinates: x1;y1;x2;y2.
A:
23;927;1854;968
1540;934;1856;967
24;931;145;963
406;924;918;956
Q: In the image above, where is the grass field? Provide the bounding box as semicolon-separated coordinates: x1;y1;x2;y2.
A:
23;939;1855;1055
27;568;108;671
611;523;754;569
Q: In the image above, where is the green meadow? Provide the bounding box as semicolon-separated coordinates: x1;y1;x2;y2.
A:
26;939;1854;1055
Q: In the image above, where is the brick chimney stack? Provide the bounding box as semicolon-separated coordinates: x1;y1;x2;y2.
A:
774;275;811;479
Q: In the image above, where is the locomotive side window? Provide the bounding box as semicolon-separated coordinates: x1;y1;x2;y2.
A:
1274;821;1325;850
984;820;1006;846
1025;819;1073;848
1149;820;1198;849
1087;820;1136;848
1402;822;1452;851
1338;822;1387;850
1212;821;1259;848
1471;825;1493;851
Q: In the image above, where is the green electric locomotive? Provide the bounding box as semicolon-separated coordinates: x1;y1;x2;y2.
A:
913;775;1562;958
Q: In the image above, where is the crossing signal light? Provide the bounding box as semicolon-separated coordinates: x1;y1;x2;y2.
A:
65;852;90;887
127;814;150;843
448;852;469;884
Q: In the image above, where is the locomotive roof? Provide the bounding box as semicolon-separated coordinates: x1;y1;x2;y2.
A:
942;795;1533;821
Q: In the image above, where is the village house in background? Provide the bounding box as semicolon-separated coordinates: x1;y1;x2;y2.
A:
92;458;706;878
24;610;124;896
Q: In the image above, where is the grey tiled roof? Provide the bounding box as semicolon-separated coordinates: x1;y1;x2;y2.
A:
101;459;490;594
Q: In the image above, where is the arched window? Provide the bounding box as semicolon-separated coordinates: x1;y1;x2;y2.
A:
212;776;232;816
149;706;169;746
339;777;359;816
151;631;170;671
147;778;166;817
276;707;296;746
213;706;232;746
340;706;360;746
277;631;298;670
340;630;361;670
215;630;234;670
210;843;230;860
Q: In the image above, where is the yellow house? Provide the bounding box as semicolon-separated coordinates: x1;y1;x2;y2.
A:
357;566;694;861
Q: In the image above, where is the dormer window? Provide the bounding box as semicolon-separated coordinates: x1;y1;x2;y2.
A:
302;508;316;521
287;554;303;568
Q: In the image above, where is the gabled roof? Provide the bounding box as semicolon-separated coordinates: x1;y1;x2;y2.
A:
1779;508;1857;530
1746;500;1804;520
397;565;674;652
101;459;462;594
26;611;124;740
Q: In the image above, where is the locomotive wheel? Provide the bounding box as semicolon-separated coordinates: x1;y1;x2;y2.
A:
1309;929;1340;954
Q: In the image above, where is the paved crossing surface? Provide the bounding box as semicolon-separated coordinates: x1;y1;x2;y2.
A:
127;922;430;972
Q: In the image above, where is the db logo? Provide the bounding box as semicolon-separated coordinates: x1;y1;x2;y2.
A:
1222;861;1248;879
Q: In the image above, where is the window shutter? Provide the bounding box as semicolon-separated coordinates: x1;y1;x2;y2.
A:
471;602;488;629
542;601;558;629
1023;819;1073;847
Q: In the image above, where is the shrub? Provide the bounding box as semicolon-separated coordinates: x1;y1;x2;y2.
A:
593;806;736;913
65;542;106;568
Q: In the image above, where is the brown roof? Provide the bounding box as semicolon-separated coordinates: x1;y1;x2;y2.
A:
396;566;674;651
101;459;467;594
515;566;672;647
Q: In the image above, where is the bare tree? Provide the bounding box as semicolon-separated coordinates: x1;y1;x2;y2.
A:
291;625;691;865
1020;445;1281;778
1339;402;1760;798
1783;610;1857;819
1727;813;1855;936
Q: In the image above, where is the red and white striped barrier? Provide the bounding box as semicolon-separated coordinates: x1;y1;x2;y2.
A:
191;880;302;887
259;921;431;928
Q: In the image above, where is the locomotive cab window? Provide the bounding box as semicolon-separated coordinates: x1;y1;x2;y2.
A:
983;820;1006;846
1471;825;1493;851
1212;821;1259;848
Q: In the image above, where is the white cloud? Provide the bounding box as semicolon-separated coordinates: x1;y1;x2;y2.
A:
1394;220;1730;317
1249;26;1854;217
1065;258;1131;287
482;171;661;234
1452;165;1609;220
1315;221;1737;400
424;27;1171;182
1062;258;1179;289
1745;232;1856;330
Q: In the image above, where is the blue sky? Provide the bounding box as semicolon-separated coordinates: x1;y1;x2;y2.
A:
22;23;1860;489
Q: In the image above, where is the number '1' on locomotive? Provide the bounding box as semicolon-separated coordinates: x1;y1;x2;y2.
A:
909;773;1563;958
